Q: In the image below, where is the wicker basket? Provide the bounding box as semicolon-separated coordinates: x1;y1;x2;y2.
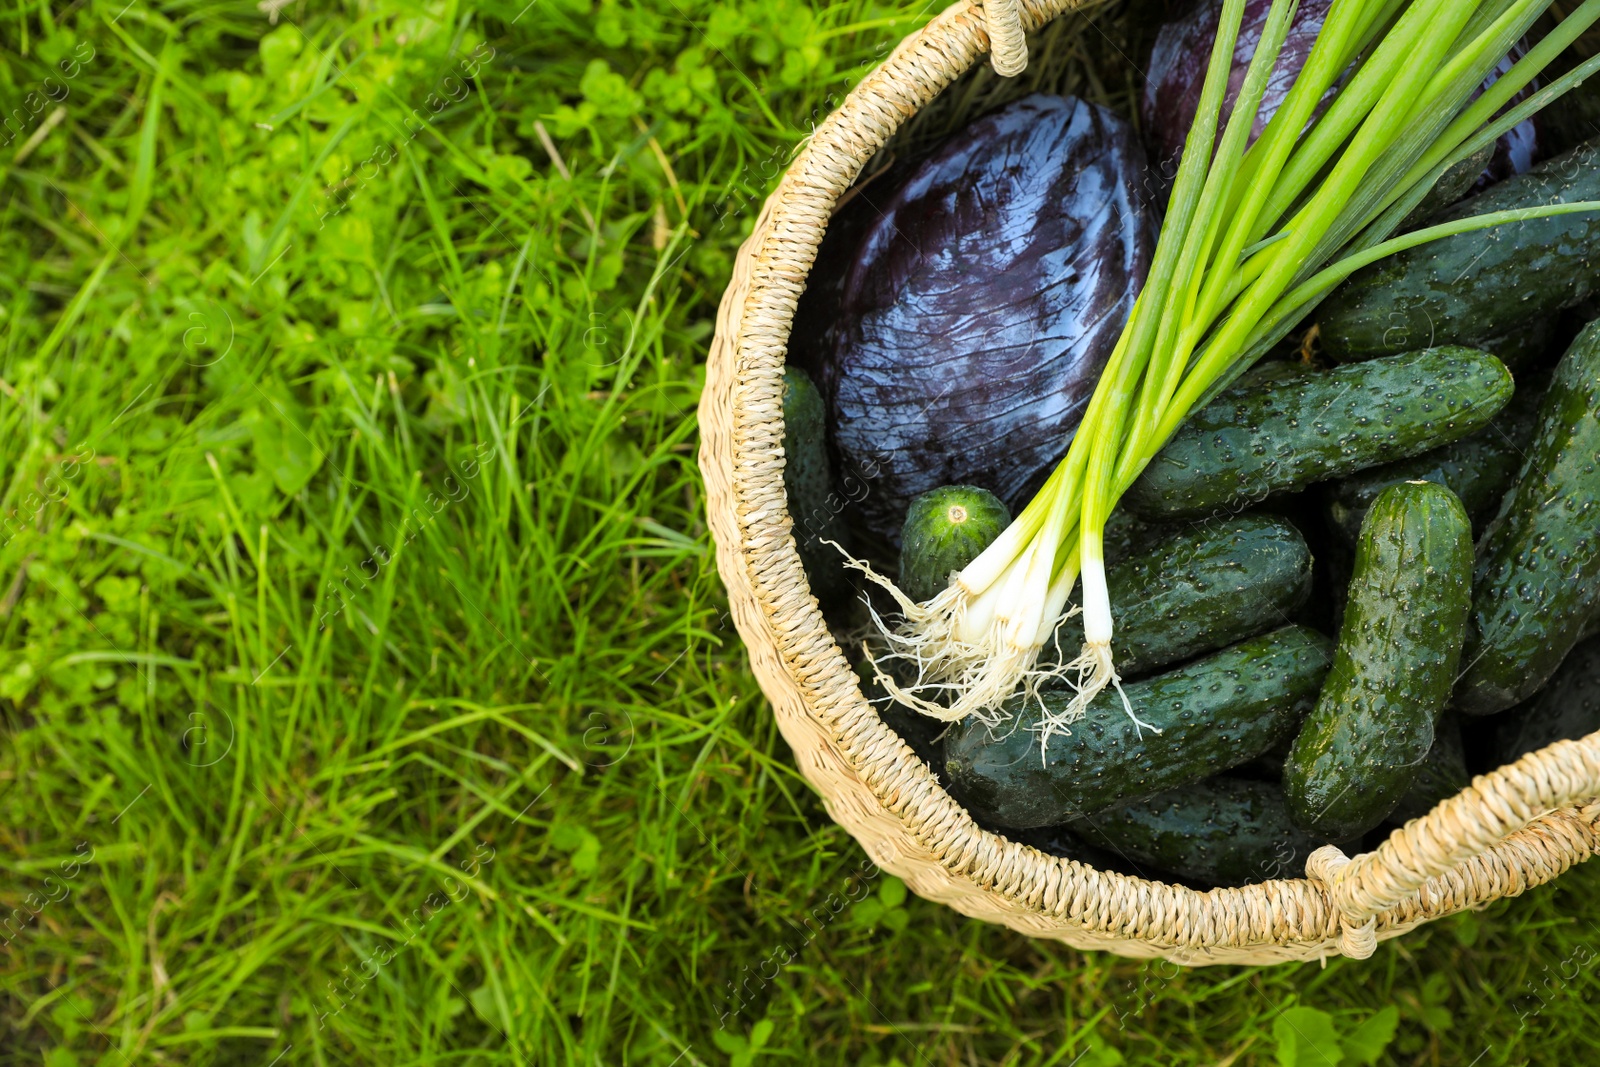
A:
697;0;1600;964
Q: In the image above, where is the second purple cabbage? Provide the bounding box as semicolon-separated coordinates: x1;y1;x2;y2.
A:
1141;0;1539;193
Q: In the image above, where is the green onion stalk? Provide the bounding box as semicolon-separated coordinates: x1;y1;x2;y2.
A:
865;0;1600;738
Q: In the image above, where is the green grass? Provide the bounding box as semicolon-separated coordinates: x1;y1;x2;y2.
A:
2;0;1600;1063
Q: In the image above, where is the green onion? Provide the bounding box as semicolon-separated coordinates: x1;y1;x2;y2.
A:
866;0;1600;736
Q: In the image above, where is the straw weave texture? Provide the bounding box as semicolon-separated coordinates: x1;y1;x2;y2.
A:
695;0;1600;963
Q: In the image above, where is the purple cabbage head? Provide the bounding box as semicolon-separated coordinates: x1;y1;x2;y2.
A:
1143;0;1341;176
1142;0;1539;190
822;94;1156;547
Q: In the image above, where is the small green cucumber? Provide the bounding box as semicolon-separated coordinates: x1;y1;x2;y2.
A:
1492;636;1600;764
946;626;1332;829
898;486;1010;603
1325;372;1546;545
1456;321;1600;715
1125;348;1513;520
1385;714;1470;826
783;367;850;605
1317;138;1600;360
1058;514;1313;679
1285;482;1474;839
1069;778;1335;888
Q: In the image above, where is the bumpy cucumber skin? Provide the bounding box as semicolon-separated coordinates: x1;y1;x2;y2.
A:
1386;714;1470;826
898;486;1010;603
1459;321;1600;713
1285;482;1473;839
946;626;1332;829
782;368;850;605
1318;138;1600;360
1070;777;1333;888
1325;373;1545;544
1457;321;1600;715
1125;348;1513;520
1493;636;1600;763
1060;515;1313;678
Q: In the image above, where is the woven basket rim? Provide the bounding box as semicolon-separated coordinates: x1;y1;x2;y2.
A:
696;0;1600;964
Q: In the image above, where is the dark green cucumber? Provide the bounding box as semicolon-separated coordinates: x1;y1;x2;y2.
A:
946;626;1332;829
1492;636;1600;764
1386;714;1470;826
783;367;850;605
1285;482;1473;839
898;486;1010;603
1318;138;1600;360
1069;778;1334;888
1325;372;1546;544
1125;348;1513;520
1456;321;1600;715
1057;515;1313;679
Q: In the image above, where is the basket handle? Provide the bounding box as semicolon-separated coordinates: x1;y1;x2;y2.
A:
984;0;1029;76
1306;735;1600;959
